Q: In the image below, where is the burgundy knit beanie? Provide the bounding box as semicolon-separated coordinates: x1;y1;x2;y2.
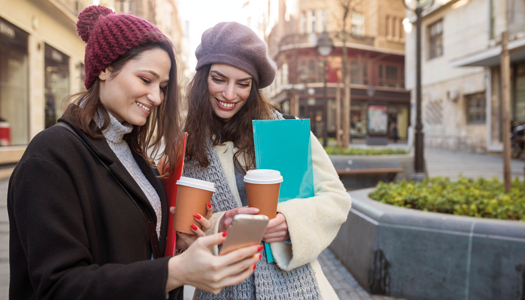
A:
195;22;276;89
76;5;169;89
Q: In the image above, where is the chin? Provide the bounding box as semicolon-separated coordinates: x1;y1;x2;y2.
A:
127;116;147;127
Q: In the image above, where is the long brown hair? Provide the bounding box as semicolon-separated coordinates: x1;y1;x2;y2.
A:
63;41;183;176
184;64;279;170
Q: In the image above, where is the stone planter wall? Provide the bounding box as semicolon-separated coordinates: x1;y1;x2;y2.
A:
330;188;525;300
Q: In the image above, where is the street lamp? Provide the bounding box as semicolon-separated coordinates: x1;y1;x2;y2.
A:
316;31;334;147
401;0;434;181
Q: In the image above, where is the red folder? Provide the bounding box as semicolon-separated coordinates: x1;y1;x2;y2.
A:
158;133;188;257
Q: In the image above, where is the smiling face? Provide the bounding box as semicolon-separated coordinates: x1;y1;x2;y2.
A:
208;64;252;122
98;48;171;126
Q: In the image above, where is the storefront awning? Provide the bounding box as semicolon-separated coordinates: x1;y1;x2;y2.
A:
450;37;525;67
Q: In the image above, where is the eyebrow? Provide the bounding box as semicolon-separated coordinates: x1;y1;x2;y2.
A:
140;70;169;82
211;70;252;82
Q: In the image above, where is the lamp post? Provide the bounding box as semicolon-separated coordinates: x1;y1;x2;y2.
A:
316;31;334;147
402;0;434;181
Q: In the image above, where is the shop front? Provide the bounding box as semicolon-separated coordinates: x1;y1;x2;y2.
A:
0;17;29;147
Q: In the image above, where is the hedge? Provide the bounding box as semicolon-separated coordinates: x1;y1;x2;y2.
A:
369;176;525;221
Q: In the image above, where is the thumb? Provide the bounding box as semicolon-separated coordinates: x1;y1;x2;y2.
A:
197;231;227;249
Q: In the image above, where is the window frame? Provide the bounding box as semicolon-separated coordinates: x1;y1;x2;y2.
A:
465;92;486;125
428;19;444;59
377;63;404;88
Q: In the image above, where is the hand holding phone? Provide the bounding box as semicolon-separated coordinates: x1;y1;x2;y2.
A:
220;214;269;256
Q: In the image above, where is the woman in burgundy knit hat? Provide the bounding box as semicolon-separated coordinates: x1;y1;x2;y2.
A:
183;22;351;299
7;6;261;300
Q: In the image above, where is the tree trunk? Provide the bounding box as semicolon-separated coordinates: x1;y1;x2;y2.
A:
501;31;512;192
336;81;342;147
342;26;351;148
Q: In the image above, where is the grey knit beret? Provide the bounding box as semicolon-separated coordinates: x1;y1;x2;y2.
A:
195;22;277;89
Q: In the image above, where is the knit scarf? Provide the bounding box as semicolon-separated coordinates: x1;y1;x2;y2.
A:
183;113;322;300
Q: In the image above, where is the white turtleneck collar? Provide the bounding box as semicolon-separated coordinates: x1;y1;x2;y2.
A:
99;113;133;144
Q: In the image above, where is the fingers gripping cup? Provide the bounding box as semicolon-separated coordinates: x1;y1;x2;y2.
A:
244;170;283;219
174;177;216;234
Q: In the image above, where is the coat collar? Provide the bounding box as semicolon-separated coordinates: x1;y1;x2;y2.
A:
58;106;167;252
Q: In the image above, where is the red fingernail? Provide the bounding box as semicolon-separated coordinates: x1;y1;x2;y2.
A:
258;253;262;260
257;245;264;252
176;231;181;235
194;213;201;220
191;224;198;231
222;231;228;237
253;264;257;270
207;203;212;209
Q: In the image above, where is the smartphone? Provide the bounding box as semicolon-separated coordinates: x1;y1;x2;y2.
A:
219;214;269;256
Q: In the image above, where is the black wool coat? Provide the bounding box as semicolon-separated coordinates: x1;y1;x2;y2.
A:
8;114;183;300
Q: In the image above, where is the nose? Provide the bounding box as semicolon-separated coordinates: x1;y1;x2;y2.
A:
222;82;236;101
147;86;163;106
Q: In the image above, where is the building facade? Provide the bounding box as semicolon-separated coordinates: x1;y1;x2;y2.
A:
0;0;89;165
266;0;410;141
405;0;525;153
0;0;187;168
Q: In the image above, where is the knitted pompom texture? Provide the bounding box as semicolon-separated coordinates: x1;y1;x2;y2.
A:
76;5;169;89
76;5;113;43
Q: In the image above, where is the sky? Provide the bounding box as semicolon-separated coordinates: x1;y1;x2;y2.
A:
178;0;252;71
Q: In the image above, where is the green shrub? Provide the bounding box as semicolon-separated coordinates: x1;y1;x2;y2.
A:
324;146;409;155
369;176;525;221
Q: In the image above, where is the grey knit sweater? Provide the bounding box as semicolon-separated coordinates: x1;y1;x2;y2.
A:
100;114;162;238
184;110;322;300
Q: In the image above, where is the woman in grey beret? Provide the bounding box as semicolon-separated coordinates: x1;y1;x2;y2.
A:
182;22;351;300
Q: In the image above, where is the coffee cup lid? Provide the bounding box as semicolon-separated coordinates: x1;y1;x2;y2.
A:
176;176;216;192
244;169;283;184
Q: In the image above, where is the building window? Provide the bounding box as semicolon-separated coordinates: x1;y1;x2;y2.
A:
466;93;486;124
310;10;317;33
428;19;443;59
352;12;365;36
0;17;29;146
349;61;368;85
378;64;404;88
45;44;70;129
300;12;306;34
308;60;317;82
322;10;327;31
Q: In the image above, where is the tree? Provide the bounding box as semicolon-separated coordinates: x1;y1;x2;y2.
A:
336;0;360;148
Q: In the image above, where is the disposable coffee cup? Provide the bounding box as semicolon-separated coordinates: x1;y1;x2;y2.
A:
174;176;216;234
244;170;283;219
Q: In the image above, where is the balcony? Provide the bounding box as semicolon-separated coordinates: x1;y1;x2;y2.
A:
271;32;375;57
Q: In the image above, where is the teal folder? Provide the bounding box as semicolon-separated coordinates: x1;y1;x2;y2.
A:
252;119;314;262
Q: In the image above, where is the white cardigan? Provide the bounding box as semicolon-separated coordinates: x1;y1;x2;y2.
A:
205;133;352;300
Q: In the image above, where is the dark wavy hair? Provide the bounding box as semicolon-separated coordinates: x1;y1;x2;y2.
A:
184;64;279;170
62;40;183;176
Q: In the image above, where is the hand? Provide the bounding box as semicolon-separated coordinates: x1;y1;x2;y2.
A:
166;232;263;294
218;207;260;233
172;203;213;249
262;213;290;243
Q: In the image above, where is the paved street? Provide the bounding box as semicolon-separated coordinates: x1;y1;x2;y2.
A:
1;147;521;300
426;147;525;181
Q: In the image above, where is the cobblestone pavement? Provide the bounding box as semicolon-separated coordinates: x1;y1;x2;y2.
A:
425;147;524;181
318;249;402;300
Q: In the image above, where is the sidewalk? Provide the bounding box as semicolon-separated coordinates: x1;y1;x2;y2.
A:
425;147;524;181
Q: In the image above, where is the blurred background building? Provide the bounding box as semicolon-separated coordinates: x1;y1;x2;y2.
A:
0;0;188;166
265;0;410;142
406;0;525;153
